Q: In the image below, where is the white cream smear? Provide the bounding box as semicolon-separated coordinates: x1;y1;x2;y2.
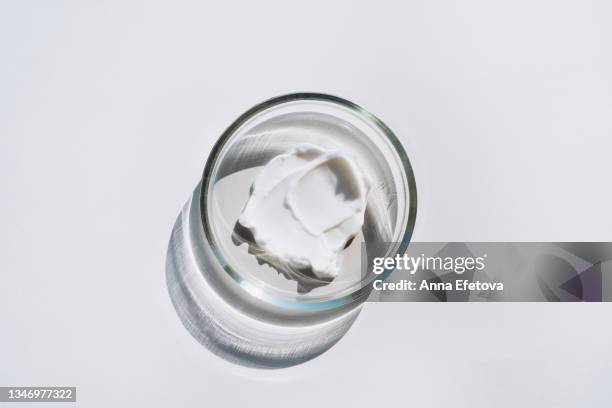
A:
236;145;370;281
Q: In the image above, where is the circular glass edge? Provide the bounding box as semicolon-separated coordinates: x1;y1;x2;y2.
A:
199;92;418;311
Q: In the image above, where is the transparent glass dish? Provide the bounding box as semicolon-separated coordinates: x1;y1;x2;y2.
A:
166;93;417;368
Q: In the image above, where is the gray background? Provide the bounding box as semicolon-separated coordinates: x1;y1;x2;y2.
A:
1;0;611;406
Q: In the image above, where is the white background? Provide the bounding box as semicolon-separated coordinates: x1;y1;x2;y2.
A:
1;1;612;406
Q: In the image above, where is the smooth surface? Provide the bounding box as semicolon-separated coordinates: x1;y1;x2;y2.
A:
1;1;612;407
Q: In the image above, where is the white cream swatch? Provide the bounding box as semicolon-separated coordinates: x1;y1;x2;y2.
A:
237;145;370;280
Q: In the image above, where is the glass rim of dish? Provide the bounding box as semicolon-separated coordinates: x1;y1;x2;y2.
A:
199;92;417;311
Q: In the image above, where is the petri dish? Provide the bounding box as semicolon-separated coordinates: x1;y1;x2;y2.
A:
166;93;417;368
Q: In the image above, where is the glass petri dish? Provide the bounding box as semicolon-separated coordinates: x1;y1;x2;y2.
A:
166;93;417;368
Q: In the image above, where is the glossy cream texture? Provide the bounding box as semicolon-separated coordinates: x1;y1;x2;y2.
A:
236;146;370;280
